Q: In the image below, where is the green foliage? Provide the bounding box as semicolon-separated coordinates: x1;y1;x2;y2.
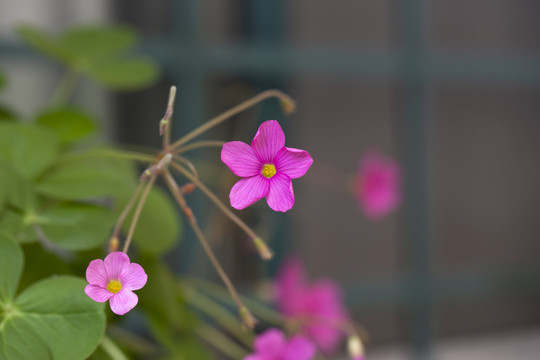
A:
36;107;96;145
38;203;115;250
17;24;161;90
0;234;106;359
119;187;182;255
0;123;59;179
37;154;137;200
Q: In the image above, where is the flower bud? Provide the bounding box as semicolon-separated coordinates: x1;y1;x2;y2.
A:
181;183;196;195
348;334;365;360
108;236;119;252
239;306;257;330
253;237;274;261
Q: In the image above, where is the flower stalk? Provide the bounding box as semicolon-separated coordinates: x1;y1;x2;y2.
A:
162;170;257;330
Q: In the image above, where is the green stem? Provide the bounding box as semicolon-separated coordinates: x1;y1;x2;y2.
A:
185;277;284;326
184;286;253;347
50;68;79;106
58;149;155;163
174;140;226;154
100;335;129;360
122;174;156;253
195;324;250;360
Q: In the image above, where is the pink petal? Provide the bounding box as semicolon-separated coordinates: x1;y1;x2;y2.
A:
303;280;348;353
266;173;294;212
104;251;130;279
254;329;286;356
86;259;108;287
251;120;285;163
276;256;307;316
221;141;261;177
85;284;113;302
230;175;269;210
109;289;138;315
243;356;264;360
274;147;313;179
283;335;316;360
120;263;148;291
356;151;401;220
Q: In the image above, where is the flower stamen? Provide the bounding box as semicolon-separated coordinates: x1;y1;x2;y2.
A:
107;280;122;294
261;164;277;178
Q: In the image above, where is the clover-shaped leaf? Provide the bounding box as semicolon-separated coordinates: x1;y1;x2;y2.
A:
0;123;59;179
17;24;161;90
0;233;105;359
36;107;97;145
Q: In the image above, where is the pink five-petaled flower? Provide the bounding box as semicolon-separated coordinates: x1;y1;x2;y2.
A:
85;252;147;315
221;120;313;212
354;151;401;221
275;256;349;354
244;328;316;360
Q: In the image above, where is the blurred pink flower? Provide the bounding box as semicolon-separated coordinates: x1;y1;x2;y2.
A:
85;252;147;315
275;257;349;354
244;328;316;360
221;120;313;212
354;151;401;220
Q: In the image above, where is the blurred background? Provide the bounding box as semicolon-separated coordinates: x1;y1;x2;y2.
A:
1;1;540;359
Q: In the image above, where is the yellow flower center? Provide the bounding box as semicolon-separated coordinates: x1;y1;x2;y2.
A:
107;280;122;294
261;164;277;179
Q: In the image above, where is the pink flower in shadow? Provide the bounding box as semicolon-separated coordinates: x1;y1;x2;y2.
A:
84;252;147;315
355;151;401;220
244;328;316;360
275;257;349;354
221;120;313;212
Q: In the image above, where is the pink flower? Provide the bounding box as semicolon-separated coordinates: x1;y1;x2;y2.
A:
244;328;316;360
84;252;147;315
354;151;401;220
221;120;313;212
275;257;349;354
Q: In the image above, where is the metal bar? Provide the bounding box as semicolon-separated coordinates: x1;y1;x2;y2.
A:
2;41;540;84
395;1;434;358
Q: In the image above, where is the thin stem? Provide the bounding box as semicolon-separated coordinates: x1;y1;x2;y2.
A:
100;335;129;360
59;149;155;163
174;140;226;154
172;154;199;180
162;170;256;328
195;324;249;360
169;89;295;150
161;86;177;149
50;68;79;106
184;286;252;346
171;161;273;260
122;174;157;253
111;180;146;242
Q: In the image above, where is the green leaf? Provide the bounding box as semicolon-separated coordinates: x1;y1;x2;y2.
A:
138;258;195;333
0;232;23;302
59;26;137;66
18;243;71;293
88;57;160;90
120;187;181;255
38;203;114;250
0;123;59;179
0;166;39;243
17;24;71;63
0;237;105;359
36;107;96;145
0;276;106;360
0;104;17;122
37;153;137;200
0;70;6;91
